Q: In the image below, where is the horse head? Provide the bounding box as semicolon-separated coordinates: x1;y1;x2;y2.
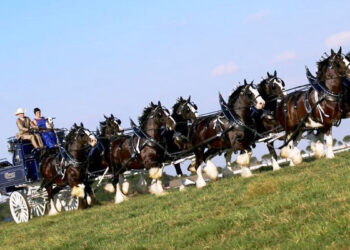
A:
228;80;265;113
101;114;124;137
317;48;347;92
172;96;198;123
258;71;286;103
67;123;97;148
139;102;176;134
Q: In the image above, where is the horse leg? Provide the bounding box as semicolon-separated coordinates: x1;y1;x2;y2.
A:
174;163;187;192
121;173;130;195
222;150;234;177
201;149;219;181
47;186;59;216
194;149;206;188
236;150;252;178
104;166;116;193
325;128;335;159
267;142;280;171
308;130;325;158
115;172;129;204
136;172;148;194
148;165;166;196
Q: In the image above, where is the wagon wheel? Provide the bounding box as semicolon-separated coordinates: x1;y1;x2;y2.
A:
9;191;30;224
54;188;79;211
28;189;47;218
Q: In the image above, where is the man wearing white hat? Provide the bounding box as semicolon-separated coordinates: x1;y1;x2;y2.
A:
15;108;44;149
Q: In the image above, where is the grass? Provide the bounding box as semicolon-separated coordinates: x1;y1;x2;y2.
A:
0;151;349;249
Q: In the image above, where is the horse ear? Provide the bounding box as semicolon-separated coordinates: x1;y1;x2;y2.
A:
73;123;77;128
103;114;107;119
111;114;114;119
188;95;191;102
274;70;277;77
331;49;335;56
250;80;254;85
80;122;84;128
244;79;248;85
338;47;342;55
180;96;183;101
158;101;161;107
267;72;271;78
151;101;154;106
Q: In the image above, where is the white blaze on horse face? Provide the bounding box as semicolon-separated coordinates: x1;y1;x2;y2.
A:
187;103;198;118
113;120;124;135
343;57;350;69
84;129;97;146
273;79;287;96
167;112;176;130
249;85;265;109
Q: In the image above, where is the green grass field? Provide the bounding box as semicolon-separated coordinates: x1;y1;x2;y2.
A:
0;152;349;249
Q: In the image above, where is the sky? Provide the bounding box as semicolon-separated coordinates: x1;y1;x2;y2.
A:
1;1;350;174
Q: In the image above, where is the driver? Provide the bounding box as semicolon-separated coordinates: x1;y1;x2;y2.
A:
15;108;44;149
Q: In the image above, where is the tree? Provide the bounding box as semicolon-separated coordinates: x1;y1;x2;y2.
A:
343;135;350;143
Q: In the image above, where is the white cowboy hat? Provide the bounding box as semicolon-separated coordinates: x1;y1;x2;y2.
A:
15;108;25;115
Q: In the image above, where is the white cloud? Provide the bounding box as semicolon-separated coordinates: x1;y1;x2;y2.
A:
273;51;297;63
211;62;238;77
245;9;271;23
325;31;350;48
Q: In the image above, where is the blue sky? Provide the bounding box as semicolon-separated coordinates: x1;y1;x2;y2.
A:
1;1;350;172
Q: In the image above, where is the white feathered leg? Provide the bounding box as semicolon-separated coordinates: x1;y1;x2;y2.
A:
48;199;59;216
204;159;218;181
325;133;335;159
271;157;281;171
196;165;206;188
179;175;186;192
115;183;128;204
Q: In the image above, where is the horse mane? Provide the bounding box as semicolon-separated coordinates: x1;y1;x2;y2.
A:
138;103;157;127
65;127;77;145
228;85;244;107
172;97;186;115
316;56;331;79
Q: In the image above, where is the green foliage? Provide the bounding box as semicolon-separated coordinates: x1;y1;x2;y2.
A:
0;152;349;249
343;135;350;143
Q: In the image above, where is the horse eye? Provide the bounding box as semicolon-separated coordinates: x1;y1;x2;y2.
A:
193;105;198;109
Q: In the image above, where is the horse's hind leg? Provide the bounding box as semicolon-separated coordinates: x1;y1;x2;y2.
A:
194;149;206;188
222;150;234;177
267;142;280;171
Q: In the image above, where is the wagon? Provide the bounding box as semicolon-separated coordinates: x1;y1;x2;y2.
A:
0;135;78;224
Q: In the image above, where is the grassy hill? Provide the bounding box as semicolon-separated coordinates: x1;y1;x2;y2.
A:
0;152;349;249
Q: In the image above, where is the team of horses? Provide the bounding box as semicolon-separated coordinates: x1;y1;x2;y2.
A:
38;48;350;215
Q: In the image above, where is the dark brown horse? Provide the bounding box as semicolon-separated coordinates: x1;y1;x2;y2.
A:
164;96;198;173
189;80;265;188
275;48;348;164
248;71;286;171
341;52;350;118
109;101;176;203
40;123;97;215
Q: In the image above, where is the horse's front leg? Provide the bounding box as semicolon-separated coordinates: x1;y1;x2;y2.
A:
325;127;335;159
115;170;129;204
47;186;59;216
149;165;166;196
193;149;206;188
236;149;253;178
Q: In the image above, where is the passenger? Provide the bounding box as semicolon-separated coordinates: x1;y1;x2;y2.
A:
31;108;57;148
15;108;44;149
